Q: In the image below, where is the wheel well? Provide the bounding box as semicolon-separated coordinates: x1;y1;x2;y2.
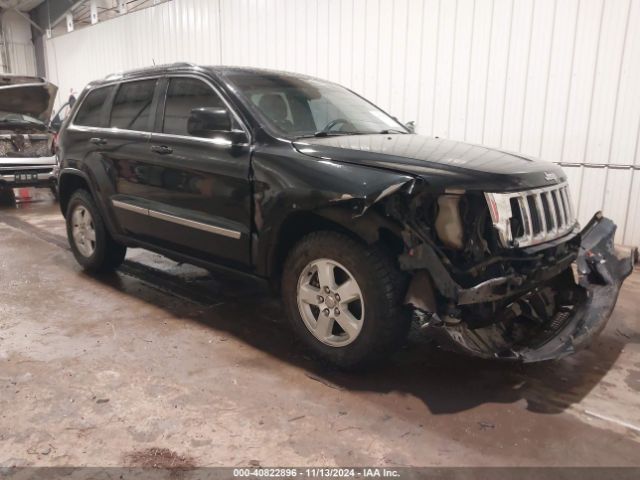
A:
269;211;405;287
59;173;91;217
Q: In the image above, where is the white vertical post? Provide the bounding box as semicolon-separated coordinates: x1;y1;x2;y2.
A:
65;13;74;32
90;1;98;25
117;0;127;15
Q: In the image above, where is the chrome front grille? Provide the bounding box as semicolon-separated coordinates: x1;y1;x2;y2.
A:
485;182;577;248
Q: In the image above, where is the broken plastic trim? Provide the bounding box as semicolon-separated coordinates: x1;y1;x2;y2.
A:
516;214;633;361
428;214;634;362
332;178;416;218
399;238;576;305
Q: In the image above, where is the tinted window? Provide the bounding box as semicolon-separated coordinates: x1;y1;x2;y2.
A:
109;79;156;130
163;78;225;136
74;86;113;127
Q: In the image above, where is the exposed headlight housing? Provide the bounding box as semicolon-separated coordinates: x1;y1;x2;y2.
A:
435;194;464;250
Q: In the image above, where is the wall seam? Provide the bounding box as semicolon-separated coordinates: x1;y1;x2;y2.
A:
462;0;476;142
498;0;515;148
517;0;536;152
480;0;495;145
559;0;581;164
575;0;606;219
537;0;559;158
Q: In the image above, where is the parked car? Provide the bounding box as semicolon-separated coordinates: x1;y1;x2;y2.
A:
56;63;633;367
0;75;60;199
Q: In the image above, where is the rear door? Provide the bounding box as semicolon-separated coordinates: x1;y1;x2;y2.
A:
134;75;252;268
100;77;163;237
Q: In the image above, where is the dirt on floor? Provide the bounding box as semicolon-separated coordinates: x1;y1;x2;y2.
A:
0;192;639;467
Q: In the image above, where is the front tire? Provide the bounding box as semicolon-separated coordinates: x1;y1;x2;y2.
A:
66;189;126;272
282;231;410;368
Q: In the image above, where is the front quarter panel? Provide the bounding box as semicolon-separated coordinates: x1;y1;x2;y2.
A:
252;139;416;276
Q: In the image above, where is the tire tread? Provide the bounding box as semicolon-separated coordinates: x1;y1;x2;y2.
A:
66;189;126;273
282;231;410;368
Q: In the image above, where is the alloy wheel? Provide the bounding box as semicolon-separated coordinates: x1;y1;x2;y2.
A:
71;205;96;258
296;258;365;347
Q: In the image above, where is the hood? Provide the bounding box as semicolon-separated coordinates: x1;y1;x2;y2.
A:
0;75;58;123
293;134;566;191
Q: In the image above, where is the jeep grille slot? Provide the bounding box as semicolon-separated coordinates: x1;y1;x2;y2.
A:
485;182;576;248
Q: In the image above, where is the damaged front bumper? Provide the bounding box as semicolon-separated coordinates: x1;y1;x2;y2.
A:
419;214;635;362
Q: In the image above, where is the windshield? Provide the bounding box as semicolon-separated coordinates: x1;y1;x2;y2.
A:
0;111;45;126
224;72;407;138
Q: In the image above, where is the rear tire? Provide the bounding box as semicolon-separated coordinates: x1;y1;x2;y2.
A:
282;231;410;368
66;189;126;272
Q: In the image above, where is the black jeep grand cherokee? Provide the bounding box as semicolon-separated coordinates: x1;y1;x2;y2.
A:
57;63;633;367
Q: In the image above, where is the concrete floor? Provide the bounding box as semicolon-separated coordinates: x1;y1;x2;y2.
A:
1;191;639;468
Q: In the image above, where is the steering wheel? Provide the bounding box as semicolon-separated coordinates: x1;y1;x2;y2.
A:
318;118;350;134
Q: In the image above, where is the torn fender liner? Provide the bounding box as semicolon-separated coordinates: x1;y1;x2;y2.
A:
430;214;634;362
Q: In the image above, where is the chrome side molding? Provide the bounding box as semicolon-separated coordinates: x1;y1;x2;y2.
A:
111;199;149;215
148;210;241;239
111;199;241;240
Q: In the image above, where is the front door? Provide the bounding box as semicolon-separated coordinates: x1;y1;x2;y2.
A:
139;76;252;268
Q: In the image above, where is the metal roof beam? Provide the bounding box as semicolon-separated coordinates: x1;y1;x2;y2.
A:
29;0;87;32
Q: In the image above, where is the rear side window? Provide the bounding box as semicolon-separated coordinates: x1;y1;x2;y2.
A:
74;86;113;127
163;78;225;136
109;79;157;131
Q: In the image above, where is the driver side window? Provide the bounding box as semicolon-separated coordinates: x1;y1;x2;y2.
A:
163;78;226;137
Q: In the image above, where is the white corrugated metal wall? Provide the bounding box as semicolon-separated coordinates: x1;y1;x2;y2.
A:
44;0;640;246
45;0;222;103
1;10;37;75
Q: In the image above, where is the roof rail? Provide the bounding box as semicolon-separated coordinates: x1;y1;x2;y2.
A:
104;62;198;81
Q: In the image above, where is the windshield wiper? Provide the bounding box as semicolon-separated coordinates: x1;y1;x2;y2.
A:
294;131;366;139
294;128;407;139
313;131;367;138
378;128;408;134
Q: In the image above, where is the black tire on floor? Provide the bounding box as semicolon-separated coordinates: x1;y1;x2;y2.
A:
0;186;15;206
50;184;59;202
282;231;410;369
66;189;126;272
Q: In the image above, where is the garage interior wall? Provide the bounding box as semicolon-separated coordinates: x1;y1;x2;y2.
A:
44;0;640;246
1;9;37;75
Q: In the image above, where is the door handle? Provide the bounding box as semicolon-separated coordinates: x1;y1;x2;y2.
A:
151;145;173;155
89;137;107;145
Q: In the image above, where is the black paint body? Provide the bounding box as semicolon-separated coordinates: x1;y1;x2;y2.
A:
56;64;636;363
57;64;566;279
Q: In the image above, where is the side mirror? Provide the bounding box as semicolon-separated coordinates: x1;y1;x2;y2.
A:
188;107;232;138
405;121;416;133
